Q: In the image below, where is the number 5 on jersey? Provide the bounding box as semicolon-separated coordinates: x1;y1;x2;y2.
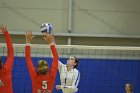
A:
42;81;47;89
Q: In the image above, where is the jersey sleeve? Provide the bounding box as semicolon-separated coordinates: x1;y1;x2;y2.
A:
3;31;14;71
25;45;36;78
61;70;80;92
58;60;65;71
49;45;58;76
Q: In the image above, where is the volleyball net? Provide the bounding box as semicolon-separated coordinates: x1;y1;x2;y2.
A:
0;43;140;93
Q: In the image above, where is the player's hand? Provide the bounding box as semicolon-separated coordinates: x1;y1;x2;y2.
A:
43;33;55;44
25;31;35;43
0;24;8;33
56;85;61;90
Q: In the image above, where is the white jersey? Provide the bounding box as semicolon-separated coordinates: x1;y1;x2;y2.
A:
58;61;80;93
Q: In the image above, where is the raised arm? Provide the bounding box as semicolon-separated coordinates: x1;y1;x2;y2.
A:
50;44;58;74
0;25;14;71
44;33;64;71
44;33;58;75
25;31;36;77
58;60;64;71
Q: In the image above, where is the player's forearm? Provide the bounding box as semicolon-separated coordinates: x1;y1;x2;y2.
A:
25;46;33;67
4;31;14;56
25;46;36;73
58;61;62;71
25;45;31;61
60;85;76;89
50;45;58;60
60;85;78;92
50;45;58;70
4;31;14;70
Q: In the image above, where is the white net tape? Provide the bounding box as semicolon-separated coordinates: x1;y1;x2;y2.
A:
0;43;140;59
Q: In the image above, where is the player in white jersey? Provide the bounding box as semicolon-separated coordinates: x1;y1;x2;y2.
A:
56;56;80;93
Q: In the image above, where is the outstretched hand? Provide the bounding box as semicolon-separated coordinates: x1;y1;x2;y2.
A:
56;85;61;90
43;33;55;44
25;31;35;43
0;24;8;33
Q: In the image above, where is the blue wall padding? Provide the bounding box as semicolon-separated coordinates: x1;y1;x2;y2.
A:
1;57;140;93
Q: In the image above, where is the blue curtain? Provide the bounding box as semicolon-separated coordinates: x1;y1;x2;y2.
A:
1;57;140;93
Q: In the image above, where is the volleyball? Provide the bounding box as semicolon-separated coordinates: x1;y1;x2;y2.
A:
40;23;52;34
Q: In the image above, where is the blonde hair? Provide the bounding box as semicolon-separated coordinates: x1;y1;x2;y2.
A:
37;60;48;74
38;60;48;67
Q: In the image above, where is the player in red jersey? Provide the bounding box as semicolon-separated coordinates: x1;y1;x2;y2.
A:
25;31;58;93
0;25;14;93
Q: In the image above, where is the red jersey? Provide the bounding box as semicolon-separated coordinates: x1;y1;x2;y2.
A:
0;31;14;93
25;45;58;93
